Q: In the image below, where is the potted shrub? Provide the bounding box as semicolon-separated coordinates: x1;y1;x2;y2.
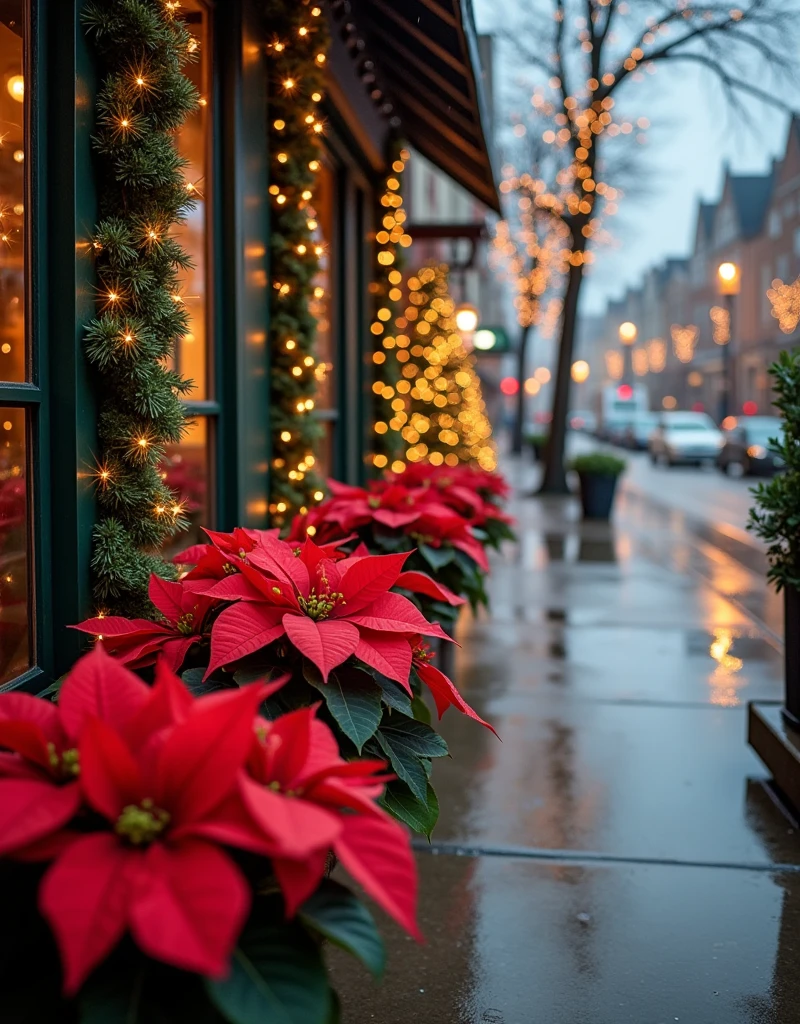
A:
526;431;549;461
749;349;800;726
570;452;627;520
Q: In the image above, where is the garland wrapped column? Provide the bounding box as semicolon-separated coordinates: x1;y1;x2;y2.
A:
83;0;199;617
265;0;330;527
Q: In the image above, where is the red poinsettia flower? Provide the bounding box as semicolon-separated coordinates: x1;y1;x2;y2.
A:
411;637;497;736
322;479;438;531
0;645;151;860
199;536;449;684
38;668;273;995
71;575;217;673
410;507;490;571
239;703;420;938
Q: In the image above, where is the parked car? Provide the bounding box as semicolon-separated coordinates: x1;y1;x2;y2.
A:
568;409;597;434
623;411;660;450
717;415;784;477
648;411;724;466
603;416;635;446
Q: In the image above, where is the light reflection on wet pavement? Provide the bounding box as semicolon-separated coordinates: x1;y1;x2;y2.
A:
331;465;799;1023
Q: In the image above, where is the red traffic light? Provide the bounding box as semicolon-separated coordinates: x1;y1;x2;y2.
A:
617;384;633;400
500;376;519;396
742;400;758;416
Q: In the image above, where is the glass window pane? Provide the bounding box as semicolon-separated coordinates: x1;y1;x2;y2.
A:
311;162;335;475
161;416;212;555
0;407;29;683
174;0;210;400
0;8;27;384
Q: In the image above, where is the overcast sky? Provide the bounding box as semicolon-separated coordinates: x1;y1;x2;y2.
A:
473;0;794;316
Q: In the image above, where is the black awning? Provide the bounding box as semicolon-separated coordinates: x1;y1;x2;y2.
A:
341;0;500;214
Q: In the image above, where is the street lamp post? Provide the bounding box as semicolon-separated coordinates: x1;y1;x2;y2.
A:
618;321;637;385
716;261;740;422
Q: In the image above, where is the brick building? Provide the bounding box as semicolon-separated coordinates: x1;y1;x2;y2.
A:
582;118;800;421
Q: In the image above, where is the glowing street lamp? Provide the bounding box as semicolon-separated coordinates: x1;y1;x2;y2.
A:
716;261;740;420
618;321;637;384
455;303;479;334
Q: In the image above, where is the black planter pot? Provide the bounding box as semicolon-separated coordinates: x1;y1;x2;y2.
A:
577;471;619;520
782;584;800;729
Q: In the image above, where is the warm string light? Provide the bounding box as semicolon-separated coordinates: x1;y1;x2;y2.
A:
767;277;800;334
709;305;731;345
368;148;413;466
671;324;698;363
267;1;330;525
372;264;496;472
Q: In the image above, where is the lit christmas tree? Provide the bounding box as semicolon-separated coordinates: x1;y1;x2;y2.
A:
375;264;496;471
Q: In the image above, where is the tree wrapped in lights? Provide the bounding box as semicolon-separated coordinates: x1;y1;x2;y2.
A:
369;145;412;471
490;168;569;453
496;0;798;493
83;0;201;617
379;264;496;471
266;0;329;527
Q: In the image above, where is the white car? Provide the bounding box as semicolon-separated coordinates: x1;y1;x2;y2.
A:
648;412;724;466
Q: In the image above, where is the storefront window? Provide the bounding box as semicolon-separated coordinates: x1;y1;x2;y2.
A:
0;10;26;384
0;407;29;684
163;0;214;547
311;161;336;476
0;6;31;684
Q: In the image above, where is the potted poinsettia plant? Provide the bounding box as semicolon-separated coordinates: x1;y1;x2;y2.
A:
75;530;496;837
569;452;626;520
749;349;800;726
287;479;491;631
0;646;418;1021
385;462;516;555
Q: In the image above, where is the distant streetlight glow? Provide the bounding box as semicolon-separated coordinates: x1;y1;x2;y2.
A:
473;329;497;351
618;321;638;345
524;377;541;395
571;359;590;383
534;366;551;384
717;261;741;296
455;304;479;334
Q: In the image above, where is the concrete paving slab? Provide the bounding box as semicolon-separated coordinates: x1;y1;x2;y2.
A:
330;851;800;1024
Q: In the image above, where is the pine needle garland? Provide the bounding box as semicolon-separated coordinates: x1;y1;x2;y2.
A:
265;0;330;527
83;0;199;616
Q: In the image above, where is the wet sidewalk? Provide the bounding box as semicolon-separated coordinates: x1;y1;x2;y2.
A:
331;463;800;1024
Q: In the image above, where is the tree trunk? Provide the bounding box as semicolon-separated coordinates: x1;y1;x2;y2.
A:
539;255;585;495
511;322;533;455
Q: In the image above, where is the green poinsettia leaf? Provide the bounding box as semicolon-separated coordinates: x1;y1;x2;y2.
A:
381;779;439;838
182;668;235;697
80;960;222;1024
418;543;455;571
370;672;414;716
374;718;448;802
206;921;332;1024
307;671;382;752
299;879;386;979
410;694;432;725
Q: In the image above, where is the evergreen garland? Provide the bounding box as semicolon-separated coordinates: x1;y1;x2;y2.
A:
265;0;330;528
367;144;411;473
83;0;200;617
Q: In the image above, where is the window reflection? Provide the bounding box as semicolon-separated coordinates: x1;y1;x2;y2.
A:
311;162;336;475
164;0;213;549
161;417;211;554
174;0;210;400
0;407;29;683
0;9;26;384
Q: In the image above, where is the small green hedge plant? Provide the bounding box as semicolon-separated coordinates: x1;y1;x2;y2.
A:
749;349;800;591
569;452;627;476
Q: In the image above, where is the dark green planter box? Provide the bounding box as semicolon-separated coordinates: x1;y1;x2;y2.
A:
577;471;619;520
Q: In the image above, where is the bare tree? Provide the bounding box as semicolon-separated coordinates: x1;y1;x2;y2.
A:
497;0;798;493
491;159;569;453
